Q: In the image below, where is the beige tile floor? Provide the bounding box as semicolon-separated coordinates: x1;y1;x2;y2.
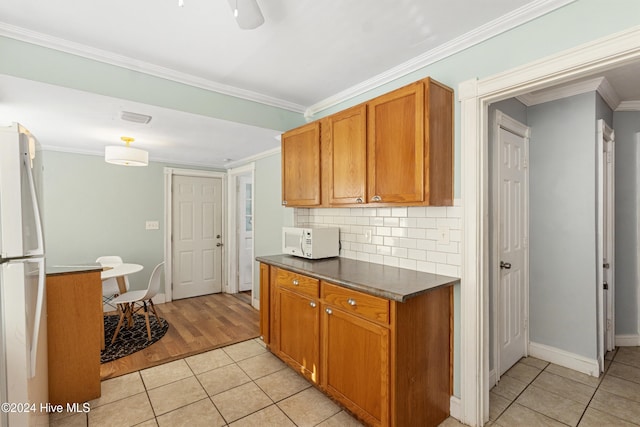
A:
50;341;640;427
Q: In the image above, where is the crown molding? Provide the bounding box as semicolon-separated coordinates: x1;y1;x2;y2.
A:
305;0;576;117
224;146;281;169
516;76;621;110
616;100;640;111
0;23;306;114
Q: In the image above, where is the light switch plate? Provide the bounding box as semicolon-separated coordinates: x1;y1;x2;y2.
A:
146;220;159;230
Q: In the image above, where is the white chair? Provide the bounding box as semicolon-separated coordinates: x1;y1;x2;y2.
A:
110;262;164;343
97;256;130;309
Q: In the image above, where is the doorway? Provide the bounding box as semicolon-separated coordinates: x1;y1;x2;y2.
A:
458;27;639;426
164;168;226;302
491;111;530;381
596;118;616;370
227;164;256;308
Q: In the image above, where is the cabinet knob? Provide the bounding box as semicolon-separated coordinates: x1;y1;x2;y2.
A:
347;298;357;306
356;197;363;203
292;279;299;285
309;301;317;308
325;308;333;315
282;200;288;205
371;195;382;202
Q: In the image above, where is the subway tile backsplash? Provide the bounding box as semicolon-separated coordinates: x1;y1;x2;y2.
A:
294;201;461;277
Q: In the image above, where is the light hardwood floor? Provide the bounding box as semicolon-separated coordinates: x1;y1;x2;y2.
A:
100;293;260;381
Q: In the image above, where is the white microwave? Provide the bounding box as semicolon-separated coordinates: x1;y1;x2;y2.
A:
282;227;340;259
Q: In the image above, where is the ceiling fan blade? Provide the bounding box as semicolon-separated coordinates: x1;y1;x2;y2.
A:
226;0;264;30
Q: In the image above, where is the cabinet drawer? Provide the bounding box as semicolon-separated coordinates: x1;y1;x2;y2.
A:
321;282;389;324
275;268;319;298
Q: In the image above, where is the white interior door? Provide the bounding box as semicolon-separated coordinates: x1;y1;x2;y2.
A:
496;113;530;377
237;175;253;292
172;175;223;299
596;119;615;371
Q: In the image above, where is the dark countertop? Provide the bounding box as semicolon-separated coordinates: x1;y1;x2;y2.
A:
256;254;459;302
46;263;105;276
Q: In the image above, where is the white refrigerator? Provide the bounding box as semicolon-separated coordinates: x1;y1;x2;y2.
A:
0;123;49;427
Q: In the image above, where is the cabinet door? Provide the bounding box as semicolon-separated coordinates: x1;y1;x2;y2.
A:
259;263;270;345
321;305;389;427
367;82;424;204
274;287;320;383
281;121;321;207
327;104;367;205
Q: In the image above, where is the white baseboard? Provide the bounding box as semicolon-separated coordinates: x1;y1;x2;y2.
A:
449;395;461;420
252;297;260;310
615;334;640;346
489;369;497;389
529;341;599;377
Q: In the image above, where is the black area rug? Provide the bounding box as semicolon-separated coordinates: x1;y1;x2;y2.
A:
101;313;169;364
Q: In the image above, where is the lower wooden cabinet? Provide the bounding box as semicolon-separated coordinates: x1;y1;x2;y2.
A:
46;270;102;405
260;263;452;427
273;287;320;383
322;302;390;426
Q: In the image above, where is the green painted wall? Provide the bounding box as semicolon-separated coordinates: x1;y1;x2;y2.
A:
252;152;294;298
41;150;222;290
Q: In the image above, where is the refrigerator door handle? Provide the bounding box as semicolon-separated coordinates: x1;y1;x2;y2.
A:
29;258;45;378
23;143;44;257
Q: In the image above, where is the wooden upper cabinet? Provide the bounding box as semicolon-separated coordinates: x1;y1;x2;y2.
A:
367;81;425;204
326;104;367;205
281;121;321;207
280;77;453;207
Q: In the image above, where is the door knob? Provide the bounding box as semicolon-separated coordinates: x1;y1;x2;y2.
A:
216;242;223;247
500;261;511;270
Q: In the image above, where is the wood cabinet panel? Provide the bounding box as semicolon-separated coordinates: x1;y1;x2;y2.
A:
281;121;321;207
259;263;270;345
47;271;102;405
321;282;389;324
322;303;389;427
274;287;320;383
274;267;319;297
326;104;367;205
367;82;425;204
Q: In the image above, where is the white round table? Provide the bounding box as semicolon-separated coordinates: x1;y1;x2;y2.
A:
101;263;143;294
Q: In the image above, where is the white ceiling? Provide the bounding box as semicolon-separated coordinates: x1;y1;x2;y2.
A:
0;0;637;168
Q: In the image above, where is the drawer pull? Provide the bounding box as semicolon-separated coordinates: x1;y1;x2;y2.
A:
309;301;317;308
325;308;333;315
372;195;382;202
356;197;363;203
347;298;357;306
292;279;299;285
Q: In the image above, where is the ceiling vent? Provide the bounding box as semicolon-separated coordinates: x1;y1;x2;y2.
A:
120;111;152;124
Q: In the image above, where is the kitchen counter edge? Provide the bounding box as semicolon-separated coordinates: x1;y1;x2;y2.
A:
256;254;459;302
46;264;105;276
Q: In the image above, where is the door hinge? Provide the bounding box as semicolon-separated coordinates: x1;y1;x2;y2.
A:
603;281;609;290
603;262;610;269
522;157;528;169
606;319;612;331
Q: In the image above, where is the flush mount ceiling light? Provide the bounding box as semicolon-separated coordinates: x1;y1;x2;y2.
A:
105;136;149;166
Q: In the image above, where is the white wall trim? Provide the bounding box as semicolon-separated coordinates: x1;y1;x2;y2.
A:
617;101;640;111
615;334;640;346
489;369;497;389
450;396;461;421
225;146;281;170
516;77;621;110
227;163;255;296
459;25;640;427
529;342;600;377
163;167;227;302
306;0;575;117
636;132;640;343
0;23;306;114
